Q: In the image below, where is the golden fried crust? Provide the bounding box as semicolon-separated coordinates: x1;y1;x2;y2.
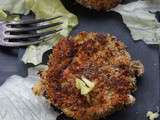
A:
76;0;121;11
38;32;144;120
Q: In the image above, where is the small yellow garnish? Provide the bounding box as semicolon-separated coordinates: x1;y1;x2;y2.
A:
76;76;95;95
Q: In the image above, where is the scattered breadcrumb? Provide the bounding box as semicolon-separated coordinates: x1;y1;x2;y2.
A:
146;111;159;120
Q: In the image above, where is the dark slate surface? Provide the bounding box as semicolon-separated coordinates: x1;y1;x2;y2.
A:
0;0;160;120
0;48;18;85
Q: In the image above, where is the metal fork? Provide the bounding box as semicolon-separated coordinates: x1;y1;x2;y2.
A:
0;16;63;47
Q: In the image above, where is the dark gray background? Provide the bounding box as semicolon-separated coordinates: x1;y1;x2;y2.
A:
0;0;160;120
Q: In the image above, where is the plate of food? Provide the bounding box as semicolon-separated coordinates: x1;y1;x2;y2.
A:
0;0;159;120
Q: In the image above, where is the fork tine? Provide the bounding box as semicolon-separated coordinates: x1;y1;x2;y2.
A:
4;29;62;39
2;36;54;47
2;40;43;47
6;22;63;32
6;16;62;25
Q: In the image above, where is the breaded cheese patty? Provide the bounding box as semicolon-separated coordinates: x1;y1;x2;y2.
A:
76;0;121;11
33;32;144;120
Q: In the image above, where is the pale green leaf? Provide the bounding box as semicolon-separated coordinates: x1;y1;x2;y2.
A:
0;0;29;14
0;65;58;120
0;9;7;20
113;0;160;44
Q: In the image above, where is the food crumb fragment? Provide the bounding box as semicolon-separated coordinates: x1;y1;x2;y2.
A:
146;111;159;120
32;81;43;96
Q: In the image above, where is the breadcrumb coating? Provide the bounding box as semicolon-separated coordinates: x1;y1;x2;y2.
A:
76;0;121;11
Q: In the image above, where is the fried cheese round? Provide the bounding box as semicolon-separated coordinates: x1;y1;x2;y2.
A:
36;32;144;120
